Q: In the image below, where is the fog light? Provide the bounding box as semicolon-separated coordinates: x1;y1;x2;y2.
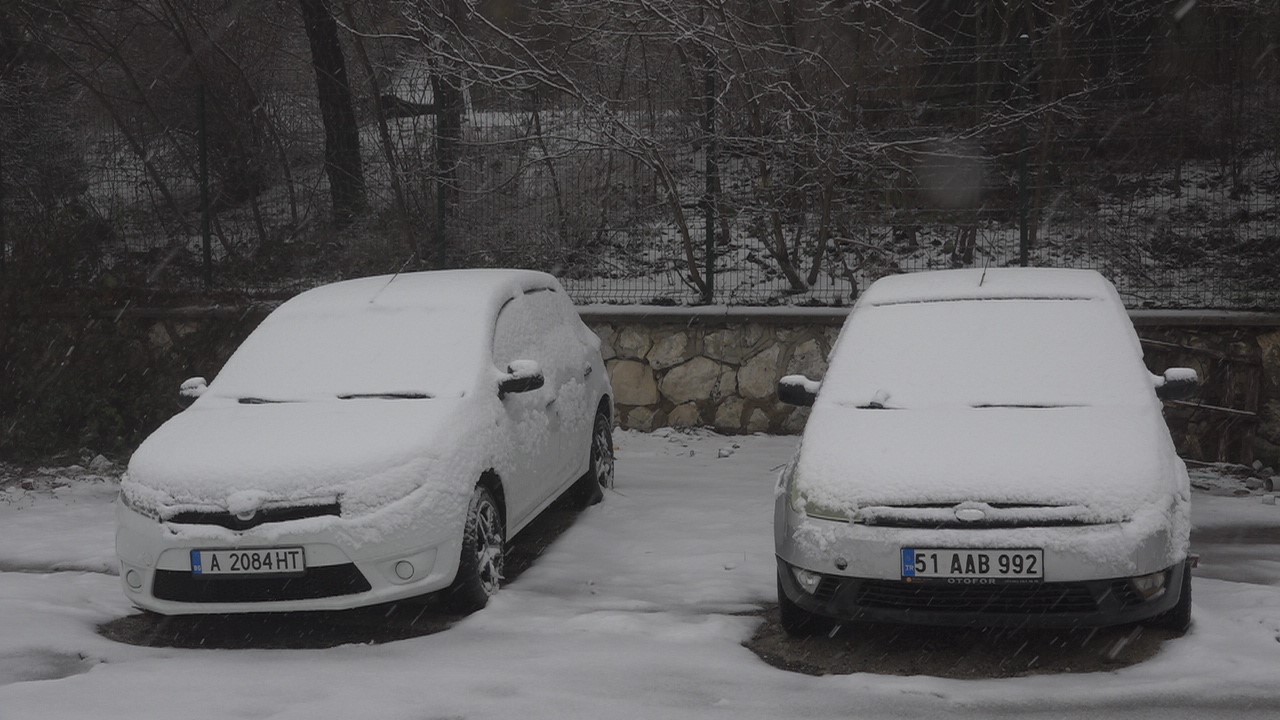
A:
1130;570;1168;600
125;569;143;590
394;561;415;580
791;567;824;595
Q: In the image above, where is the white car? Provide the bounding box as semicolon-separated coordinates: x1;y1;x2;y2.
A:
117;270;613;615
775;268;1197;634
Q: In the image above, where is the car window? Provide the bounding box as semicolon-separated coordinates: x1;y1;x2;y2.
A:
493;289;581;379
821;298;1154;409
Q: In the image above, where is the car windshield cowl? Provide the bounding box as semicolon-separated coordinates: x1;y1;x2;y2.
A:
337;392;432;400
971;403;1088;409
226;392;436;404
236;396;296;404
834;400;1093;411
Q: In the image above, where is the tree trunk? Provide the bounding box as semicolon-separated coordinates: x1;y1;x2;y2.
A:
298;0;365;227
342;3;413;256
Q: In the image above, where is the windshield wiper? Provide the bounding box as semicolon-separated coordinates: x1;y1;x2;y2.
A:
971;403;1084;409
237;397;291;404
337;392;431;400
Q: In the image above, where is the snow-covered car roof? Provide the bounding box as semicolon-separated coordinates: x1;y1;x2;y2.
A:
823;267;1150;410
859;268;1119;307
204;270;564;402
272;269;561;315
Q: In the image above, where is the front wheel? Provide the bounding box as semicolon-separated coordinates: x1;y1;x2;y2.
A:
569;408;613;507
444;484;505;614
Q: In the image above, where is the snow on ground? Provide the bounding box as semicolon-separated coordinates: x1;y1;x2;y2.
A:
2;432;1280;719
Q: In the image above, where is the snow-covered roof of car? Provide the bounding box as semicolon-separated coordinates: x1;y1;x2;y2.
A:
859;268;1118;307
274;269;560;314
204;270;564;402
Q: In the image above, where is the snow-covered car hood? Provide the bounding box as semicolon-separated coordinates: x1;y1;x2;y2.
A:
125;397;474;514
792;403;1180;520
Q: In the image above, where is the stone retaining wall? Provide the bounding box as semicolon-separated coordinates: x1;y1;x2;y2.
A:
3;304;1278;468
587;314;841;434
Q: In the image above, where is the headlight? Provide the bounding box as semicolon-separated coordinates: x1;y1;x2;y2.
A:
1130;570;1169;601
789;481;851;522
791;566;825;594
119;489;162;521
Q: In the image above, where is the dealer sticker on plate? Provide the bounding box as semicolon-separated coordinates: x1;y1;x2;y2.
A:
191;548;305;576
902;548;1043;580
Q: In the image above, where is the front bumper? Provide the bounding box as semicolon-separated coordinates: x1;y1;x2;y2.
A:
773;484;1189;627
115;500;466;615
778;556;1186;628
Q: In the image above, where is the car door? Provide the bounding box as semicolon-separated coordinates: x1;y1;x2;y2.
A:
522;287;595;483
491;291;565;524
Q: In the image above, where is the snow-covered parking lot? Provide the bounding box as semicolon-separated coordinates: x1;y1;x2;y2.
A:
2;431;1280;719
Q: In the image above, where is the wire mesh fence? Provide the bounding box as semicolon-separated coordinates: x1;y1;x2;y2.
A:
2;25;1278;309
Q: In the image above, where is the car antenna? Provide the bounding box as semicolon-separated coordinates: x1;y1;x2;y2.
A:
369;251;419;304
978;256;990;287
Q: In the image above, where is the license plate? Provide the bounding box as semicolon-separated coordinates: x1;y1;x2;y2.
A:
191;548;305;577
902;548;1043;580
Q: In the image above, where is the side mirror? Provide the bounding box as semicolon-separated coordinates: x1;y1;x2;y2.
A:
1154;368;1198;402
778;374;821;407
499;360;544;399
179;376;208;408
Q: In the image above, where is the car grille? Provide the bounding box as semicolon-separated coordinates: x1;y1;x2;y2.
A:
855;502;1100;529
863;517;1094;529
152;564;371;603
167;503;341;531
813;577;842;602
852;579;1100;614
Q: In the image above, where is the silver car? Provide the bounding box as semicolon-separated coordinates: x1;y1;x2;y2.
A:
776;268;1197;634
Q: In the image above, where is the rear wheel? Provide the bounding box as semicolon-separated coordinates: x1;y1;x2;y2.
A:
444;485;505;614
1145;560;1192;633
778;575;836;638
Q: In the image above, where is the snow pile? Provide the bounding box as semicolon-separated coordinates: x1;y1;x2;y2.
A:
0;464;121;575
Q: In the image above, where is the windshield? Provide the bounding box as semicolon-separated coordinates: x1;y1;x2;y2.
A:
820;299;1153;409
207;306;487;401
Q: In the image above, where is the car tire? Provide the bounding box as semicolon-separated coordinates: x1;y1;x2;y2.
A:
777;575;836;638
443;484;505;614
1145;560;1192;633
568;408;613;508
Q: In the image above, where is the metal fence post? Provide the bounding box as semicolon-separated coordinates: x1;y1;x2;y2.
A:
434;153;446;268
1018;32;1031;267
703;44;718;304
198;83;212;291
0;138;6;283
